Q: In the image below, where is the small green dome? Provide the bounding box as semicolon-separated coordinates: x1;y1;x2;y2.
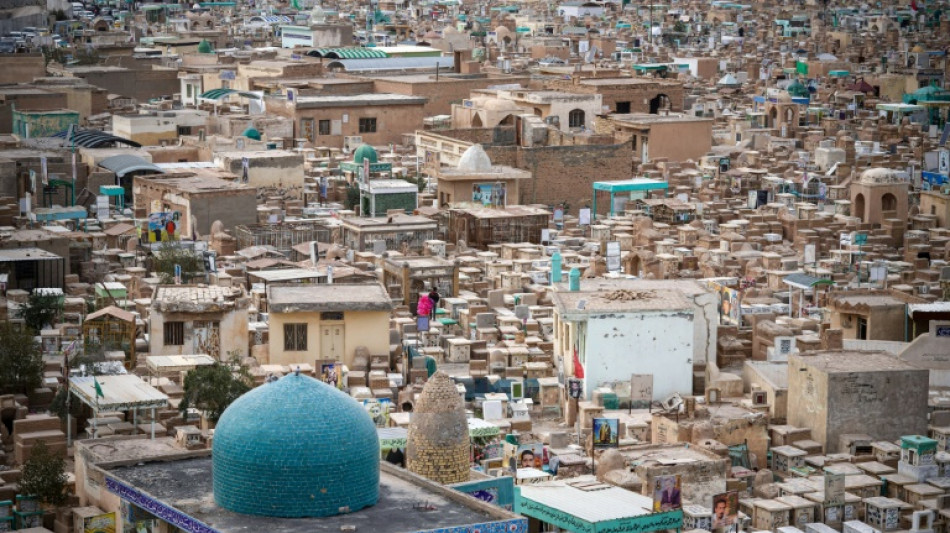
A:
241;126;261;141
353;143;378;164
913;84;945;100
197;39;213;54
787;80;809;98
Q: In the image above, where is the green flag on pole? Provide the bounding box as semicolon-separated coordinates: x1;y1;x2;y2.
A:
94;377;104;399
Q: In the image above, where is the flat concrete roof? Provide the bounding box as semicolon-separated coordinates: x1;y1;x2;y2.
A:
267;283;393;313
106;456;506;533
745;361;789;389
136;174;251;194
292;93;427;108
620;443;724;464
571;278;712;298
342;215;436;228
578;77;680;87
607;113;713;125
792;351;925;373
0;247;62;261
152;286;248;313
552;287;691;316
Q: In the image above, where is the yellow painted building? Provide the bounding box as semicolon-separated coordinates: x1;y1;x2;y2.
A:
266;283;393;368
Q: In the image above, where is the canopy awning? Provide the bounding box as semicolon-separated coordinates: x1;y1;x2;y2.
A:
517;478;683;533
146;354;216;374
593;178;669;192
308;47;388;59
326;56;453;72
51;128;141;148
783;273;834;290
99;154;163;178
69;375;168;411
198;88;262;100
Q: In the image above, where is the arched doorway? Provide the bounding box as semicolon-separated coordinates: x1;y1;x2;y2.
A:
769;107;778;128
881;192;897;212
498;114;516;126
649;94;670;114
854;193;866;220
627;255;642;276
568;109;585;128
471;114;483;127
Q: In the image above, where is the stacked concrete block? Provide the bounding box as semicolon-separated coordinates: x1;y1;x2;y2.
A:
13;415;66;464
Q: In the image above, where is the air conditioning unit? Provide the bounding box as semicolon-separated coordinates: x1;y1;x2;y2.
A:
343;136;363;153
661;393;683;412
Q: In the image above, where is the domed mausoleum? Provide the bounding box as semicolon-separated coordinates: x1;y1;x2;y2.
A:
850;167;908;225
353;143;378;164
406;371;470;484
213;373;379;517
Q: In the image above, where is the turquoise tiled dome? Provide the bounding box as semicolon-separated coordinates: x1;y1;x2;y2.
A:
212;373;380;518
241;126;261;141
353;143;378;164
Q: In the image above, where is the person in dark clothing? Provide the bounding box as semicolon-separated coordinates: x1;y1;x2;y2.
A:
385;447;405;467
427;287;440;318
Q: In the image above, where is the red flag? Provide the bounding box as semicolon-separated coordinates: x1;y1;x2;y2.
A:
911;0;918;11
572;343;585;379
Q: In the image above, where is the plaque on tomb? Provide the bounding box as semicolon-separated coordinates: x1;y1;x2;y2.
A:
824;471;845;506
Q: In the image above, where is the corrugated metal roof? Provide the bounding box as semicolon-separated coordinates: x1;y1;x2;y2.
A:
51;128;141;148
310;47;388;59
783;273;833;289
199;88;262;100
99;155;163;178
518;479;657;523
326;56;453;72
247;15;291;24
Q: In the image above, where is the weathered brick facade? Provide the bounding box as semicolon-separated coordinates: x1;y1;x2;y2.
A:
485;142;634;214
542;77;686;115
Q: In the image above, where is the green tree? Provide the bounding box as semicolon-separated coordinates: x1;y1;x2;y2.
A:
344;183;361;211
179;355;252;423
49;346;109;421
151;242;204;284
0;323;44;395
20;292;62;332
19;441;68;507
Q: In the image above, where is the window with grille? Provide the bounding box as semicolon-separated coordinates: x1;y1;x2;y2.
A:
358;117;377;133
164;321;184;346
320;312;344;321
318;119;331;135
284;323;307;351
568;109;585;128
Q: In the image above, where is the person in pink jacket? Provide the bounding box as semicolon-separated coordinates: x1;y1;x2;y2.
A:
416;292;433;318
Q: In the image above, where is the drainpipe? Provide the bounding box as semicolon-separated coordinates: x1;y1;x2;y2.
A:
905;304;910;342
